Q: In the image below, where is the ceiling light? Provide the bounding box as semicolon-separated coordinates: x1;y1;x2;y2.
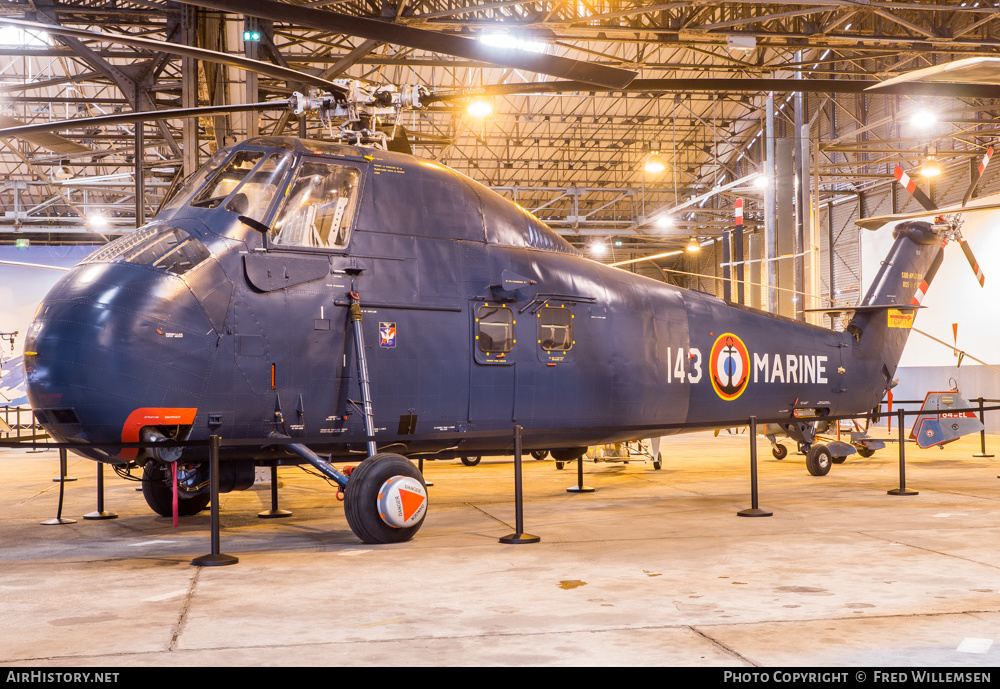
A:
478;34;546;53
910;109;937;128
656;215;673;229
644;151;666;175
686;237;701;253
754;175;768;189
590;241;608;257
87;215;108;229
920;157;942;177
466;99;492;119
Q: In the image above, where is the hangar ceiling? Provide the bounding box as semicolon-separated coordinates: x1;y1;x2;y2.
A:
2;1;1000;308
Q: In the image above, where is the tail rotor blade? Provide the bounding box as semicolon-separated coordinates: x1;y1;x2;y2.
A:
893;164;938;212
963;145;994;207
960;239;986;287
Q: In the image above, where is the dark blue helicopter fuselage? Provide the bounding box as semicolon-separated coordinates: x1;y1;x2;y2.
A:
24;137;942;466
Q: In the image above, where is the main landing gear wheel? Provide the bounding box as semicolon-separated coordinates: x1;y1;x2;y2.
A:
771;444;788;460
460;456;481;466
141;462;210;517
530;450;548;460
344;453;428;544
653;452;663;470
806;444;833;477
856;447;876;458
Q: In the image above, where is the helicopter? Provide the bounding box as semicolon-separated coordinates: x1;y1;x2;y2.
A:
0;16;991;545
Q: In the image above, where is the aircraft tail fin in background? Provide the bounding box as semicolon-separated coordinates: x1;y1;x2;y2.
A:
847;220;945;385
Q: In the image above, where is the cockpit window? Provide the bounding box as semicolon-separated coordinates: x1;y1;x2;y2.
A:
224;152;292;222
125;228;210;276
159;149;231;212
191;151;265;209
271;160;360;249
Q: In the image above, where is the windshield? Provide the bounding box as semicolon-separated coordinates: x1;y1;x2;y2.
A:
160;148;293;224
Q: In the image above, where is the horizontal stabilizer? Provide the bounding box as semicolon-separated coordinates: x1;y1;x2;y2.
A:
908;392;984;449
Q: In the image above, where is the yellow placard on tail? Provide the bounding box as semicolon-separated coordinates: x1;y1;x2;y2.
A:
887;309;915;328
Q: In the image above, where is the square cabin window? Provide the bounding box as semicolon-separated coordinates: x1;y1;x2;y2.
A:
476;305;514;354
538;306;573;352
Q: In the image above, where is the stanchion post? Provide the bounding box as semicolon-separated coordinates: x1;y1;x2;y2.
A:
499;425;540;544
888;408;918;496
972;397;993;458
41;448;76;525
417;456;433;487
566;451;594;493
738;416;772;517
192;435;238;566
258;462;291;519
83;461;118;520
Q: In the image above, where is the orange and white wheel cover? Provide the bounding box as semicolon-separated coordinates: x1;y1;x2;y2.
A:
376;475;427;528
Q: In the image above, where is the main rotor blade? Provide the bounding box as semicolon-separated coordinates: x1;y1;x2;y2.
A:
959;239;986;287
963;145;994;207
0;115;91;154
856;200;1000;230
868;56;1000;89
0;101;292;139
893;164;937;213
0;18;348;96
422;78;1000;103
182;0;636;89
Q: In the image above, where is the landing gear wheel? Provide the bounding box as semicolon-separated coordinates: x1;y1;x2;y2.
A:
771;444;788;460
344;453;427;544
555;461;565;470
530;450;548;460
857;447;875;458
653;452;663;470
460;456;481;466
831;456;847;464
141;462;210;517
806;444;833;476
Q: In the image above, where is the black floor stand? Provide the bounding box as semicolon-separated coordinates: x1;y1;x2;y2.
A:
258;463;291;518
566;454;594;493
738;416;772;517
888;409;918;496
417;456;433;486
192;435;238;566
972;398;994;458
499;425;540;544
83;461;118;520
42;448;77;525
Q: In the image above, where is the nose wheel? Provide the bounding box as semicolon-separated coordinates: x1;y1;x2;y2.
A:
343;453;428;544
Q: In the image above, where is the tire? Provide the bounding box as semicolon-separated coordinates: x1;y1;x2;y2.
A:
555;461;565;470
771;444;788;460
460;456;481;466
831;456;847;464
857;447;875;458
653;452;663;470
344;453;427;544
530;450;548;460
141;462;210;517
806;444;833;476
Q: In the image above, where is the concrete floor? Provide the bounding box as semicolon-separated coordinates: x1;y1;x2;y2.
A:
1;430;999;667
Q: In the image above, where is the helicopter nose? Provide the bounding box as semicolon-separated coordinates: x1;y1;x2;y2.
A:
24;256;229;460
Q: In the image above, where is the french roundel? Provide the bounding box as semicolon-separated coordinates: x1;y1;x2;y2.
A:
709;333;750;401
